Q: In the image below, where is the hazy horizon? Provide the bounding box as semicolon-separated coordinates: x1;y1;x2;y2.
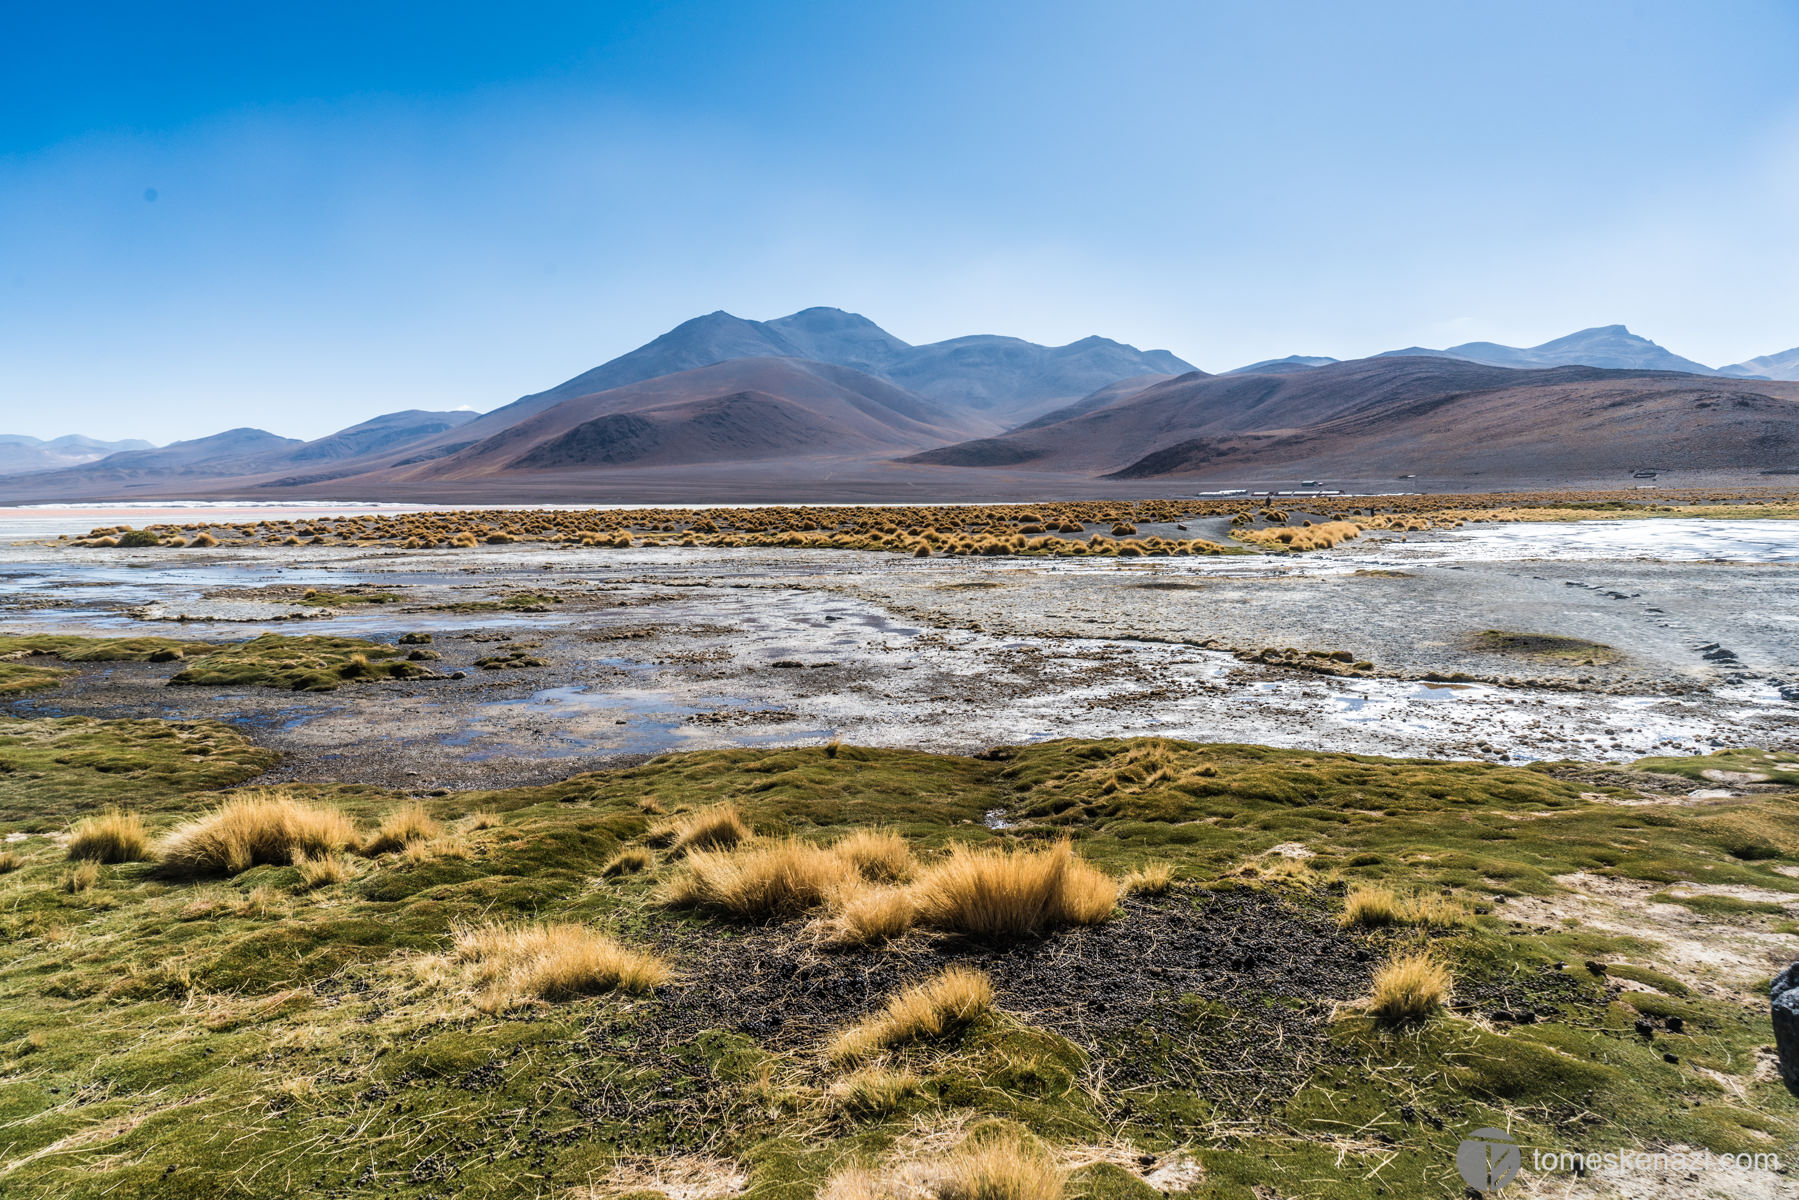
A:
6;1;1799;442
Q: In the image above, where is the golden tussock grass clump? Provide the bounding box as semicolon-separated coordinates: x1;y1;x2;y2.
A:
63;860;101;893
0;848;24;874
828;966;994;1062
361;802;442;855
823;882;916;946
294;851;356;888
461;810;501;831
818;1164;889;1200
1230;852;1319;884
455;922;670;1009
402;832;469;863
910;840;1117;940
650;802;751;854
826;1066;922;1117
937;1128;1065;1200
664;838;852;919
1235;519;1364;552
601;846;654;877
1368;951;1452;1024
66;809;151;863
1340;882;1405;926
1120;863;1174;896
159;791;359;877
820;1128;1063;1200
239;883;286;917
833;828;914;882
1340;883;1469;929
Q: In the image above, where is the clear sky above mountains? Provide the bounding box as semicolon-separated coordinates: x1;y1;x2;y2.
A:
4;1;1798;441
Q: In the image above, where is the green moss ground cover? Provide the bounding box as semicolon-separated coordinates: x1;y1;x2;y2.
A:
169;633;437;691
0;635;219;695
0;716;278;827
0;732;1793;1197
1634;747;1799;787
296;589;405;606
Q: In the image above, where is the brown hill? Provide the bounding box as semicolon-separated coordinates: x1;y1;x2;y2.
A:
392;357;982;480
904;357;1799;482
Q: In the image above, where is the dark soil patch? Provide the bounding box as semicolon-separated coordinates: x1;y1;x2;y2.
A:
632;885;1380;1112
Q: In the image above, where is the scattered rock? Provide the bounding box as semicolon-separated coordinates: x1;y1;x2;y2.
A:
1770;962;1799;1084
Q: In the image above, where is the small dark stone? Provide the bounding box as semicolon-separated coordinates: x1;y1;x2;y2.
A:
1634;1018;1655;1039
771;660;803;668
1663;1052;1679;1064
1584;960;1608;975
1665;1015;1684;1034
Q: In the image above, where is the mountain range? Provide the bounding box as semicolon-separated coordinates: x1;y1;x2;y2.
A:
0;434;154;476
2;310;1796;502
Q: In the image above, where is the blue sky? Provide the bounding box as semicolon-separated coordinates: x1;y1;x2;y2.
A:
4;0;1799;441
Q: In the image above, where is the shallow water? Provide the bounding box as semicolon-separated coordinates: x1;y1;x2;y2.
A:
2;515;1795;778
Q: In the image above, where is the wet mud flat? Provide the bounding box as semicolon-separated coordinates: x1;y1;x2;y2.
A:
2;521;1796;790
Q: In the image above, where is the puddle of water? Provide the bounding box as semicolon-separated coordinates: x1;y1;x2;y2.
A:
444;684;830;759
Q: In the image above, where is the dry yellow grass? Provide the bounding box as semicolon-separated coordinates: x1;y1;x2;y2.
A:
601;846;654;877
1340;883;1406;927
652;802;752;854
664;838;852;919
1121;863;1174;896
1340;884;1469;929
1368;952;1452;1024
833;828;914;882
0;849;23;874
294;851;355;888
819;1165;889;1200
361;802;441;855
911;840;1116;939
401;832;469;863
159;791;359;877
824;883;916;946
240;883;286;917
66;809;151;863
828;966;993;1062
461;810;501;831
937;1128;1065;1200
63;860;101;893
826;1066;922;1117
1234;519;1365;552
454;922;671;1009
